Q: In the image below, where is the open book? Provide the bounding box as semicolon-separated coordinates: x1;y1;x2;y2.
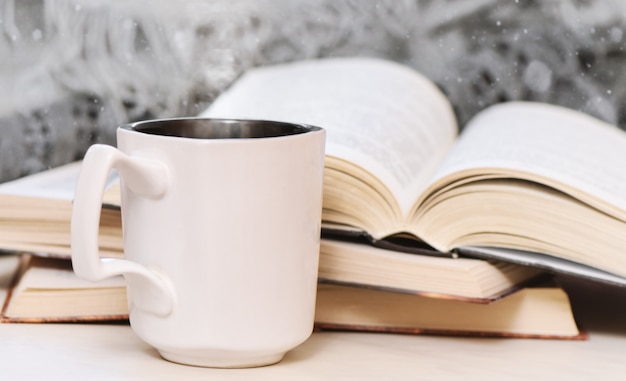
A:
203;57;626;285
0;161;122;258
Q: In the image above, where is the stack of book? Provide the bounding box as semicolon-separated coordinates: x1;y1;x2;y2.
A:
315;238;583;339
202;57;626;338
0;162;580;339
4;57;626;340
0;162;125;323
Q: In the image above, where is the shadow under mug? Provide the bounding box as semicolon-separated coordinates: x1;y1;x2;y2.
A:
71;118;326;368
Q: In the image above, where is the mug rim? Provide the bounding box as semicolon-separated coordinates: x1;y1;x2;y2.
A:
120;117;323;140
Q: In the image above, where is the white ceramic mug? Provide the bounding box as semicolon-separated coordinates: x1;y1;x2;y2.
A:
71;118;325;368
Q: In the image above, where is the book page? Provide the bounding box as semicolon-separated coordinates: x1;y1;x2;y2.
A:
0;161;119;202
203;58;458;215
426;102;626;214
17;257;125;291
0;162;83;200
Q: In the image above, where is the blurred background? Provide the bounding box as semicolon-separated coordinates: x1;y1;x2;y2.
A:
1;0;626;182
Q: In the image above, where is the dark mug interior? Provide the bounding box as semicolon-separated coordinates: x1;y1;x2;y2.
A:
123;118;320;139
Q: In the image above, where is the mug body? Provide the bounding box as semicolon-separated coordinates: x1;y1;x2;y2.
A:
116;118;325;367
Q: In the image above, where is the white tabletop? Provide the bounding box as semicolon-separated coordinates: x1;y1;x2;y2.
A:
1;319;625;380
2;256;626;379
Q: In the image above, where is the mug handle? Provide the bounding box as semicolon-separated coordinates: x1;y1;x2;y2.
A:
71;144;175;316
